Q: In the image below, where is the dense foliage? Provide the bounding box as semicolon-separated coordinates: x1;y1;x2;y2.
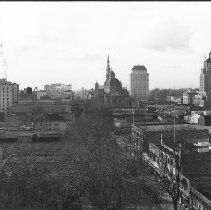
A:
149;88;198;102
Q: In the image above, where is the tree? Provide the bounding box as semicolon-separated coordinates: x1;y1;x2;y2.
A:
65;100;130;209
158;141;182;210
149;88;188;102
157;124;192;210
0;151;87;210
1;98;150;209
71;101;84;119
66;119;122;209
26;87;32;95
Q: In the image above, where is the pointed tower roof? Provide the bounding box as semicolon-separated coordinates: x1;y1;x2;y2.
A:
206;51;211;63
106;55;111;80
107;54;110;64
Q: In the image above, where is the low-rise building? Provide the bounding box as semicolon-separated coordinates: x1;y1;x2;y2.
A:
183;89;198;105
194;91;206;107
5;102;73;130
167;95;182;104
43;83;73;101
184;110;204;124
199;114;211;126
34;113;68;132
36;90;47;100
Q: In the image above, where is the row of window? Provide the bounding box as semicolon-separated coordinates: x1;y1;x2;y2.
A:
0;87;10;90
0;94;10;97
1;90;10;93
39;122;60;126
47;128;60;131
0;98;10;101
46;122;60;126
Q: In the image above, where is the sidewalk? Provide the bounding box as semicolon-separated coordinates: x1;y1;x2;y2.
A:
159;203;185;210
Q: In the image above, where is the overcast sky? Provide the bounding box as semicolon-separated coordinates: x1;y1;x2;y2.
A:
0;2;211;90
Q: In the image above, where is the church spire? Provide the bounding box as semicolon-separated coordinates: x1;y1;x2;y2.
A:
107;55;110;65
106;54;111;80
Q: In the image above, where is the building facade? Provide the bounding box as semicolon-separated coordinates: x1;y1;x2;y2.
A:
197;52;211;108
183;89;198;105
167;96;182;104
34;114;68;133
0;79;19;115
200;52;211;93
130;65;149;101
44;83;73;101
190;52;211;108
36;90;47;100
5;102;73;130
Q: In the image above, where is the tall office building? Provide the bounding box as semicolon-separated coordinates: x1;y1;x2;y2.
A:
130;65;149;101
0;79;19;114
196;52;211;107
0;45;19;115
200;52;211;93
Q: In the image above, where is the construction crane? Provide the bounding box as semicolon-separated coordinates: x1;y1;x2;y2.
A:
0;44;8;81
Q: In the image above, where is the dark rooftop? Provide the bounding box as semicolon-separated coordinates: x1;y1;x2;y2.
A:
45;114;66;122
206;57;211;63
8;104;70;114
132;65;147;71
182;150;211;201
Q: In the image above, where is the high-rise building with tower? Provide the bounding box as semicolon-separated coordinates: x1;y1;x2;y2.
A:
200;52;211;93
0;44;19;116
194;52;211;107
130;65;149;101
0;79;19;114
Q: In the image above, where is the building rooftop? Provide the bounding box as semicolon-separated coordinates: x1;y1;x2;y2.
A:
8;104;71;114
45;114;66;122
182;150;211;201
144;129;209;148
134;123;207;132
132;65;147;71
0;79;18;85
205;57;211;63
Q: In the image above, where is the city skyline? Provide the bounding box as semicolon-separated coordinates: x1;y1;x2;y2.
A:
1;2;211;90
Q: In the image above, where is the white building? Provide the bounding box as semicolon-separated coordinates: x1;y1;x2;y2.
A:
43;83;73;100
0;79;19;114
36;90;47;100
44;83;72;92
130;65;149;101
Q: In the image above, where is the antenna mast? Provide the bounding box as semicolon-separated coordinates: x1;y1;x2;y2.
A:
0;44;8;80
204;53;207;62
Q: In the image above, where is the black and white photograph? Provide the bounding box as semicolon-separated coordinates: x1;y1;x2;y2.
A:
0;1;211;210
